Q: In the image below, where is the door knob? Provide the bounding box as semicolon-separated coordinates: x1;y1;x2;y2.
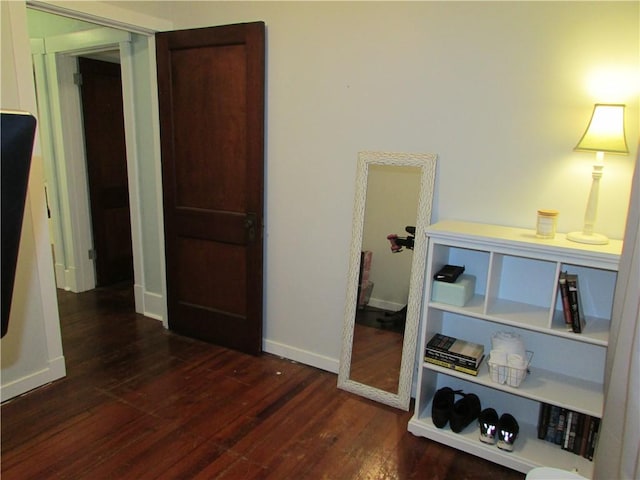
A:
244;213;257;242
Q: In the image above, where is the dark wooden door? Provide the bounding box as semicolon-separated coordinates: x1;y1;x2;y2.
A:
156;23;265;355
78;57;133;287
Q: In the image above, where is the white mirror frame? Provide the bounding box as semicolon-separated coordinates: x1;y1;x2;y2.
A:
338;151;437;410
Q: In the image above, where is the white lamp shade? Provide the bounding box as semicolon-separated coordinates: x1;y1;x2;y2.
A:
575;104;628;154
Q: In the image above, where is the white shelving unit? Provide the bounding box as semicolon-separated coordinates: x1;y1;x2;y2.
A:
408;220;621;478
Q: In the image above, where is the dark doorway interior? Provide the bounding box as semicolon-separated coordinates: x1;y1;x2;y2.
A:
78;56;133;287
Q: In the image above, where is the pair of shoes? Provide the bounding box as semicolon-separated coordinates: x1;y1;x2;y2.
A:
432;387;481;433
478;408;519;451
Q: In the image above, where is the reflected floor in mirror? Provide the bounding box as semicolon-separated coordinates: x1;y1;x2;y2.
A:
355;306;406;334
352;307;405;393
1;285;525;480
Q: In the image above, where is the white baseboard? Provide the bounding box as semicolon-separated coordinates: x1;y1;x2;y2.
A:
134;283;144;316
131;293;338;376
140;288;165;323
263;339;339;374
0;355;66;403
64;266;77;292
368;297;405;312
54;262;66;289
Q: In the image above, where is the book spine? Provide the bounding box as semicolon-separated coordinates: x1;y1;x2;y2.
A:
564;411;579;452
566;274;585;333
562;410;574;450
572;413;585;454
537;403;551;440
578;416;592;457
424;351;482;371
558;272;573;331
425;348;479;368
546;406;560;443
584;416;595;459
555;408;567;445
424;356;479;376
587;418;600;461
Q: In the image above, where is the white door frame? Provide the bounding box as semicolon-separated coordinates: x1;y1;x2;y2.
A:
33;28;132;293
27;0;172;322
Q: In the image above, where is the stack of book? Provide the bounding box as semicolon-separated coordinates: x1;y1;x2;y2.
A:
537;403;600;461
558;271;586;333
424;333;485;376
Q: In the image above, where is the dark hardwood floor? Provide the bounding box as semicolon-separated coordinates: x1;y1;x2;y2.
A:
1;285;525;479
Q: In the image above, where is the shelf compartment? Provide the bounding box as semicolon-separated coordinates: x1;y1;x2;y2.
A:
408;411;594;477
429;300;609;348
549;313;610;347
429;293;486;317
423;362;603;418
485;297;551;330
429;243;490;298
427;298;553;338
486;253;557;324
558;264;617;323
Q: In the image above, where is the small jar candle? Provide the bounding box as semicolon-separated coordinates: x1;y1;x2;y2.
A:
536;209;559;239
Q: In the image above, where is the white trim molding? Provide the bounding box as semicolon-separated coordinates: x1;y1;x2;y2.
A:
0;355;65;403
263;339;339;374
27;0;172;35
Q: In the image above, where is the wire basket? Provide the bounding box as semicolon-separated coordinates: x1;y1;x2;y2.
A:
487;351;533;388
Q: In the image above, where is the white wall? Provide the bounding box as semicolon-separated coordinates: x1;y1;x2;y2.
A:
9;1;639;376
141;1;638;371
1;1;65;401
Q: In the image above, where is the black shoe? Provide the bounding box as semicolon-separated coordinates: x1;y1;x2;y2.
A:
450;393;481;433
478;408;499;444
497;413;519;451
432;387;459;429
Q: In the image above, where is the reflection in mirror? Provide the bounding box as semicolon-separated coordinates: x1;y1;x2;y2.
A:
338;151;437;410
351;165;419;393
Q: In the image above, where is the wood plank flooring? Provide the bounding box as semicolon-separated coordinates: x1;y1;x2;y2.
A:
1;284;525;479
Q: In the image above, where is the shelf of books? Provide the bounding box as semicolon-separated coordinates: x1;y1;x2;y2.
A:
409;220;621;478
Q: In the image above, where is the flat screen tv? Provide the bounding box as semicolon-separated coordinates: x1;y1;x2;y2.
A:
1;110;37;337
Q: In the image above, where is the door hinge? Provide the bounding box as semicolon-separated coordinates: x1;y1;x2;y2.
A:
73;73;83;86
88;249;97;260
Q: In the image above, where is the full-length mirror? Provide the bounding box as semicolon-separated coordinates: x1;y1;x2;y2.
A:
338;151;437;410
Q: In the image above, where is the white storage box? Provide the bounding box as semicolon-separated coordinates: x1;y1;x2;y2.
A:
431;274;475;307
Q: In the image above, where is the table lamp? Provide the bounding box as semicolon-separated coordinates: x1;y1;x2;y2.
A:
567;104;628;245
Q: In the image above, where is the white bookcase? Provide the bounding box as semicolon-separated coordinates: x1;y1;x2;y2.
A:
408;220;621;478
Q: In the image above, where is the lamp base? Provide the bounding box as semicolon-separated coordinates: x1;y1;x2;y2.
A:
566;231;609;245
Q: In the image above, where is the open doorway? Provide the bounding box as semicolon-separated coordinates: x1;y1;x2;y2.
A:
28;10;128;291
26;7;167;322
78;55;133;287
